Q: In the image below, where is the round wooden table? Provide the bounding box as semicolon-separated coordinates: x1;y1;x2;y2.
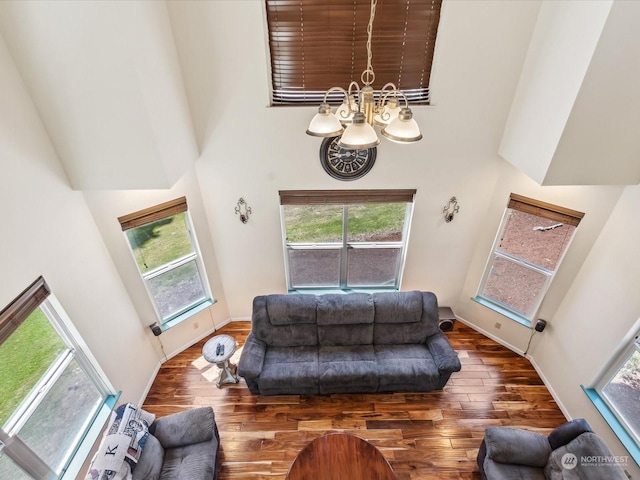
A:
286;433;396;480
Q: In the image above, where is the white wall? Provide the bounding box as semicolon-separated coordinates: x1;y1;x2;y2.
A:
498;0;612;184
167;0;544;316
456;160;623;353
0;1;199;190
82;169;230;359
530;185;640;478
0;33;157;406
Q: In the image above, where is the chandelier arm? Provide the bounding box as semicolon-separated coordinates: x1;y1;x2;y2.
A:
321;86;350;104
394;90;410;108
377;85;402;118
381;82;399;93
379;86;401;107
347;81;360;95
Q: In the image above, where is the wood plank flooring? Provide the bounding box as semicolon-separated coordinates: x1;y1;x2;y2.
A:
143;321;567;479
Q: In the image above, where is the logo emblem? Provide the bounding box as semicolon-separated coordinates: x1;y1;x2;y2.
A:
561;453;578;470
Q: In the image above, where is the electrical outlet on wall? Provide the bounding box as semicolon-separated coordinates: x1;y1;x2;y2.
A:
193;322;199;329
495;322;502;329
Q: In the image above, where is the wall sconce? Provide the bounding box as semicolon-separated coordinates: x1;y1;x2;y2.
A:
235;197;252;224
443;196;460;223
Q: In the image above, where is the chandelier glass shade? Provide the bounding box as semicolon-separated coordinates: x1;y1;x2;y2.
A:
306;0;422;149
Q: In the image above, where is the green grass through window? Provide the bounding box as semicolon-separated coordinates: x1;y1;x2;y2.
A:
0;309;65;426
285;203;406;243
126;213;194;272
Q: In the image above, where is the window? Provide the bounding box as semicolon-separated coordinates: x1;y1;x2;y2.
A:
584;330;640;464
266;0;442;105
118;197;212;327
476;194;584;324
596;333;640;446
280;189;415;291
0;277;116;479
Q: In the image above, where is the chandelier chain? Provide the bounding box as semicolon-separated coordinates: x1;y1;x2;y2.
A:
363;0;377;86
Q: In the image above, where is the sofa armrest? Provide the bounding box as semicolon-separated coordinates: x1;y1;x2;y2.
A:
484;426;551;467
152;406;215;449
425;332;461;373
238;333;267;379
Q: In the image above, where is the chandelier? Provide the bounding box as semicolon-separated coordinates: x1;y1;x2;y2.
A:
306;0;422;149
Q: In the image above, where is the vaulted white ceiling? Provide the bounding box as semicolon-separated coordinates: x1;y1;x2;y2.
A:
1;0;639;190
0;1;198;190
500;0;640;186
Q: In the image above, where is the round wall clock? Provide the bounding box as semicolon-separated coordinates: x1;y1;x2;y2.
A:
319;136;377;181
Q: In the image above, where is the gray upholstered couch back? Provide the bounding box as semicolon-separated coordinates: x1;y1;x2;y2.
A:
251;291;440;347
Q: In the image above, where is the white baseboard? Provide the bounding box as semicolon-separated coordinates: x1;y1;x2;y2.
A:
138;362;162;407
455;315;526;356
526;355;572;420
140;317;238;406
164;327;218;361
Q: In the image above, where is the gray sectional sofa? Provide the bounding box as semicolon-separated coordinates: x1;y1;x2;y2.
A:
237;291;461;396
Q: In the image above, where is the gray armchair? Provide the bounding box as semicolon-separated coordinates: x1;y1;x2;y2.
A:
477;418;627;480
133;407;220;480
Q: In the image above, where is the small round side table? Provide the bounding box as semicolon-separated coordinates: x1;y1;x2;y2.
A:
203;334;239;388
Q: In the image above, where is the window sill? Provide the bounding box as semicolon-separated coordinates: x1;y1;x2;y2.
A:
582;386;640;467
61;392;120;480
472;296;532;328
162;299;215;331
289;287;398;295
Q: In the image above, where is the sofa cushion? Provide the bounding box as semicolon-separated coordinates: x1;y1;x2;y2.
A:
132;434;164;480
374;344;439;392
153;407;214;450
483;460;546;480
317;293;374;325
545;432;628;480
160;441;216;480
253;295;318;347
373;292;440;344
484;426;551;467
266;294;317;325
318;345;377;393
373;291;423;324
260;346;319;394
317;294;374;345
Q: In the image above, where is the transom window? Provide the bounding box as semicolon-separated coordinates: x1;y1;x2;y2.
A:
266;0;442;105
280;189;415;290
118;197;213;328
476;194;584;324
0;277;115;479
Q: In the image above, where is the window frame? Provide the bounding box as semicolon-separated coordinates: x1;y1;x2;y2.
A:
0;277;117;480
118;197;214;328
584;325;640;466
279;189;415;292
476;194;584;325
594;332;640;444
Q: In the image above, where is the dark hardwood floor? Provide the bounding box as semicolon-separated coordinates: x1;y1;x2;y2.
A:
143;321;567;479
